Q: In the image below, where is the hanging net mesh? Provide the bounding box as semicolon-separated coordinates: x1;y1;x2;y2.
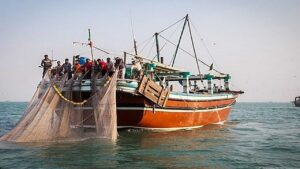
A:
0;70;118;142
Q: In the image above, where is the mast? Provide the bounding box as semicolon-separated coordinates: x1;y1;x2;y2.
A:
134;39;138;55
155;32;160;62
88;29;95;78
51;49;54;61
187;16;202;78
88;29;94;61
130;12;138;56
171;14;188;67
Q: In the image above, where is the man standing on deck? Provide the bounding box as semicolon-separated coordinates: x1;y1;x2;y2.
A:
54;61;63;77
98;59;107;76
73;60;82;79
82;58;93;79
114;57;125;79
131;60;142;79
107;57;115;77
62;58;72;79
41;54;52;78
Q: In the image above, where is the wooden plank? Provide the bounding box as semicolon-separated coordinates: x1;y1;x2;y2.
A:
162;89;170;107
158;90;167;106
148;81;162;91
158;89;168;106
147;87;161;97
144;92;158;103
138;85;145;94
158;88;166;105
137;76;170;107
144;81;150;96
139;82;146;93
138;76;148;94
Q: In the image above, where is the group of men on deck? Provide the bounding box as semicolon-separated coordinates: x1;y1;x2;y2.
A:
41;54;124;79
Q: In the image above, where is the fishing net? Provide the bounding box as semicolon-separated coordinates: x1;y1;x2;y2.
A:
92;71;118;141
0;70;118;142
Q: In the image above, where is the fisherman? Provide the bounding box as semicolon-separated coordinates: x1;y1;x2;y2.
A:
131;60;142;79
95;59;101;74
219;86;223;92
98;59;107;76
203;86;208;93
62;58;72;79
107;57;115;77
114;57;125;79
82;58;93;79
213;84;219;93
54;61;63;77
41;54;52;78
73;60;82;79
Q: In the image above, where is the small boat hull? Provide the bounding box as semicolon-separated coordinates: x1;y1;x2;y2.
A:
294;96;300;107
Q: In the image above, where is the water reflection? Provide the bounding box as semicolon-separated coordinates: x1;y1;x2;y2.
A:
0;139;120;168
116;123;235;168
0;123;236;169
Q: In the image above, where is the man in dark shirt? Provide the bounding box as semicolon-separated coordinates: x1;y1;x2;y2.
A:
115;57;124;78
107;57;115;77
62;58;72;79
54;61;63;76
41;54;52;78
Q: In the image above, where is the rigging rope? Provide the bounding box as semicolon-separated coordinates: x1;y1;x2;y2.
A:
151;22;183;61
190;20;220;70
158;16;186;34
139;36;154;54
159;34;224;75
146;38;156;59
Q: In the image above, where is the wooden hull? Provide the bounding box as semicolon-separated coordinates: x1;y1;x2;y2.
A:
116;91;236;129
117;106;231;129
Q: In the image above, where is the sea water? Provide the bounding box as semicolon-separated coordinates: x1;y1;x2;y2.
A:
0;102;299;168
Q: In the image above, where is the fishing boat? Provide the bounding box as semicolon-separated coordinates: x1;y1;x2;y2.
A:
71;14;244;131
1;15;244;143
294;96;300;107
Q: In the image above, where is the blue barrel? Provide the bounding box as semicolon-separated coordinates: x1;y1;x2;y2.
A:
79;57;87;65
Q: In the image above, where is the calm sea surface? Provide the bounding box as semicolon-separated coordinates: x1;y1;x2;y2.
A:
0;102;299;169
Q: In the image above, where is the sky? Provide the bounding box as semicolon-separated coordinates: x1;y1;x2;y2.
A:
0;0;299;102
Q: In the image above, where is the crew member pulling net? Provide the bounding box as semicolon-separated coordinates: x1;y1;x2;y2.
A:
0;69;118;142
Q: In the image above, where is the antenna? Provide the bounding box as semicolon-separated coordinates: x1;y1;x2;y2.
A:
130;11;138;55
51;49;53;61
50;49;57;62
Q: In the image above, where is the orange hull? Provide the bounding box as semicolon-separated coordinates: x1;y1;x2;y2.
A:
116;91;236;129
81;91;237;129
117;106;231;129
